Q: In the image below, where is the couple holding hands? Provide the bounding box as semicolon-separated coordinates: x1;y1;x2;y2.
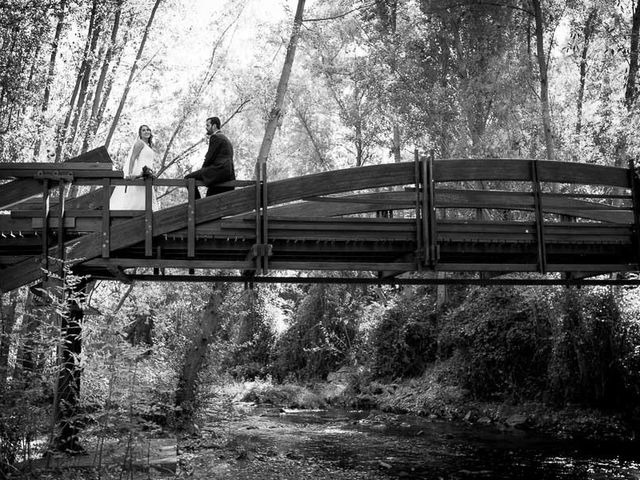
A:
109;116;235;209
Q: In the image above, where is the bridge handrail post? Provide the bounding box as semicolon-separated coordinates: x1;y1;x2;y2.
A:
101;178;111;258
144;176;153;257
421;155;430;267
57;180;68;279
187;178;196;259
41;178;50;276
254;162;263;275
427;151;438;267
414;149;423;271
261;162;269;275
630;159;640;268
530;160;547;274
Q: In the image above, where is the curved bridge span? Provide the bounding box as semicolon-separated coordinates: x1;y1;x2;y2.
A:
1;147;640;291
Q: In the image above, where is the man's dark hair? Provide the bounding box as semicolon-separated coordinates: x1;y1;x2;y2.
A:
207;116;221;129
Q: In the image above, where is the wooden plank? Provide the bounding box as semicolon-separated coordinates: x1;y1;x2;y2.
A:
435;263;539;272
13;209;139;219
268;261;417;271
537;161;630;187
242;189;633;224
64;145;112;164
0;179;42;210
434;159;532;182
143;179;253;188
432;158;630;187
268;162;414;206
32;217;76;228
82;258;255;270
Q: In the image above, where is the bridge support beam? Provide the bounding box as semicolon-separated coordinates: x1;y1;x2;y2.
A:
631;159;640;268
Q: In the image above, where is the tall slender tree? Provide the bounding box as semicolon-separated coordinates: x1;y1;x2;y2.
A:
532;0;555;161
256;0;306;167
104;0;163;150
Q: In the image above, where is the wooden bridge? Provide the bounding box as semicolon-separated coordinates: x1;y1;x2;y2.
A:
1;147;640;292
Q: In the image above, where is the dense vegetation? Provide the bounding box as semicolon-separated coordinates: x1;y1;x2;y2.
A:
2;0;640;475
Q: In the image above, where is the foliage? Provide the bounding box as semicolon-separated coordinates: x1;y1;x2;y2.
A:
240;379;326;409
272;283;361;381
438;285;556;401
370;287;438;379
547;287;640;409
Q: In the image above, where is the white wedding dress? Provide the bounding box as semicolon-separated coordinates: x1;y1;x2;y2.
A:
110;140;155;210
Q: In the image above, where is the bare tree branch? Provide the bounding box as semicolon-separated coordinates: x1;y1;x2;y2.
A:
303;1;376;22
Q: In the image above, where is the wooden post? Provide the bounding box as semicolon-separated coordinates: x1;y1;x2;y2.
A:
187;178;196;259
56;181;67;278
144;176;153;257
427;151;438;266
531;160;547;274
101;178;110;258
421;155;430;267
261;162;269;274
630;159;640;267
254;163;262;275
414;149;423;271
41;179;50;274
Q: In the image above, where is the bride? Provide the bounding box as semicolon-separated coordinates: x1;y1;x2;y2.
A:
110;125;155;210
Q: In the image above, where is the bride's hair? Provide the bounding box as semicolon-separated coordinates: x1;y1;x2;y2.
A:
138;124;153;147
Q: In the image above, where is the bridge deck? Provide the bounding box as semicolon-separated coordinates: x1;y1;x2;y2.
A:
1;147;639;291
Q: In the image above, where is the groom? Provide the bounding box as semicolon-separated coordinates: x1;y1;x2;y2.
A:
185;116;235;198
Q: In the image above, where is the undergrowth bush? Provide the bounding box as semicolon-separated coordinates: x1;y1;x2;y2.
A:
438;285;555;401
370;289;438;379
272;284;359;381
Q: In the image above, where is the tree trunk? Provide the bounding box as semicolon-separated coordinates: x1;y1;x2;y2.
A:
12;287;46;385
93;12;134;148
255;0;306;167
0;291;18;394
52;285;85;452
576;8;598;135
104;0;163;150
67;7;103;153
625;0;640;109
34;0;67;160
175;284;227;430
82;0;123;153
531;0;555;161
55;0;99;162
376;0;402;162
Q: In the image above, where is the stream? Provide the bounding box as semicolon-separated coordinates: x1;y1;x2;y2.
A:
210;407;640;480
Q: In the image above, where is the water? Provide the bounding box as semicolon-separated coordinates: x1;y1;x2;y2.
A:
238;408;640;479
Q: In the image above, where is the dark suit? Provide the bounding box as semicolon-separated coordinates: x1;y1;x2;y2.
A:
187;131;235;197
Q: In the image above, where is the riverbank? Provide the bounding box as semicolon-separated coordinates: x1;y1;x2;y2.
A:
235;370;638;443
179;400;640;479
333;373;639;443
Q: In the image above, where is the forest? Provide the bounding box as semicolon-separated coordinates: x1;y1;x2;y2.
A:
2;0;640;478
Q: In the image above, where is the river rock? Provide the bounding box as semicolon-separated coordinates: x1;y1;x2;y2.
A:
505;413;528;428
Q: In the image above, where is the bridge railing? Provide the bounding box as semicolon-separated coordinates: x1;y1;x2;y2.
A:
425;157;638;273
2;148;639;289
